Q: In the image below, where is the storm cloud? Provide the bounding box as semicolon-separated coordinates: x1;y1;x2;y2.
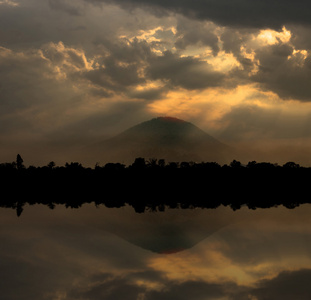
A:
84;0;311;29
147;51;226;90
2;0;311;165
251;43;311;101
48;0;85;16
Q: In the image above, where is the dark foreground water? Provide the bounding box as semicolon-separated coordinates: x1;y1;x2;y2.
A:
1;204;311;300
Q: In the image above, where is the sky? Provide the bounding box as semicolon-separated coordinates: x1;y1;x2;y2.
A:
1;204;311;300
2;0;311;165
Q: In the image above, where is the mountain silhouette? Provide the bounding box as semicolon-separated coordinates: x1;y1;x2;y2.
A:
88;205;238;255
94;117;231;164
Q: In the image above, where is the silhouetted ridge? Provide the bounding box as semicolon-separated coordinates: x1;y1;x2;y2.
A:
119;117;217;140
156;116;187;123
98;117;230;163
122;117;215;139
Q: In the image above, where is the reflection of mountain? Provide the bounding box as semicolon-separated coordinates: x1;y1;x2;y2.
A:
98;206;237;254
94;117;231;164
120;227;213;254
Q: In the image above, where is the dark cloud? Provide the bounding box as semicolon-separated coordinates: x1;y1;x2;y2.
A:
146;280;232;300
233;269;311;300
0;255;58;300
127;86;168;100
36;266;311;300
288;25;311;51
67;270;236;300
83;38;226;93
0;0;139;53
153;28;176;43
0;45;86;133
252;43;311;101
48;0;85;16
0;39;155;164
83;38;153;92
174;17;220;55
255;269;311;300
94;38;153;65
68;272;149;300
3;0;311;165
85;62;143;92
0;47;58;114
0;0;87;49
221;29;242;55
147;50;225;90
84;0;311;29
0;1;49;49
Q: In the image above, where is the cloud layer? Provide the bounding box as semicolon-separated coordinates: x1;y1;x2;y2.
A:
2;0;311;165
85;0;311;29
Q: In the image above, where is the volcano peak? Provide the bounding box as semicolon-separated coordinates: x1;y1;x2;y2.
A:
95;117;232;164
156;116;187;123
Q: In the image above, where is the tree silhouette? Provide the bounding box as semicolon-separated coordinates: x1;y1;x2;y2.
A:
0;156;310;216
147;158;158;168
48;161;56;169
16;154;24;170
158;159;166;168
283;161;300;168
230;159;242;168
65;162;83;169
131;157;146;169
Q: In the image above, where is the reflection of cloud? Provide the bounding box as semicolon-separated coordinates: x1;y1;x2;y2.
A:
0;0;19;6
66;268;311;300
68;273;146;300
66;270;236;300
233;269;311;300
146;206;311;287
1;205;311;299
146;279;232;300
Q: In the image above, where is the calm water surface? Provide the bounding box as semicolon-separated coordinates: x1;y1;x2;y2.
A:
1;204;311;300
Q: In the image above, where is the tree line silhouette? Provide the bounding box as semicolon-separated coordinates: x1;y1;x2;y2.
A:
0;154;310;216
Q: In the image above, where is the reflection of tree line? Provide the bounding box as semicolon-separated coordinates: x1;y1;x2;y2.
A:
0;155;309;216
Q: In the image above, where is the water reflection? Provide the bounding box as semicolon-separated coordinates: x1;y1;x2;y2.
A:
1;204;311;300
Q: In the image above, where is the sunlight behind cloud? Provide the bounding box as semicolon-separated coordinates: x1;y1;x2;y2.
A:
134;26;175;43
147;84;281;132
41;42;95;74
204;51;242;72
121;26;178;55
257;27;291;45
287;49;308;67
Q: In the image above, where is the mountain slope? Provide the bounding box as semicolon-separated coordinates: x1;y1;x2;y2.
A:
95;117;232;164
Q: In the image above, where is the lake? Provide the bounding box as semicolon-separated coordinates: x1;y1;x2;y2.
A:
1;204;311;300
